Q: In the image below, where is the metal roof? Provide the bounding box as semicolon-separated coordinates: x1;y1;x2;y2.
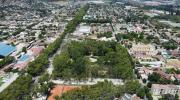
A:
0;43;16;57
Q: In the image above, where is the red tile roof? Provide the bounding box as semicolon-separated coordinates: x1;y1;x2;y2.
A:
48;85;79;100
30;46;44;56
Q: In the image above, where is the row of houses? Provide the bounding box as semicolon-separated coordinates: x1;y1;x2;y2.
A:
151;84;180;96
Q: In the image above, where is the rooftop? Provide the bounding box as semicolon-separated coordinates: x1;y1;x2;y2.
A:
151;84;180;90
0;43;16;57
48;85;78;100
19;55;30;62
167;59;180;69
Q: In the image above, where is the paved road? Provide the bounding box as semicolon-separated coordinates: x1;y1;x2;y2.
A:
52;78;124;86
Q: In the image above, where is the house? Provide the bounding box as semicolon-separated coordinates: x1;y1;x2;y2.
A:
174;74;180;82
14;46;43;70
14;62;28;70
139;61;164;68
27;46;44;57
166;59;180;69
14;54;31;70
154;55;165;62
134;54;154;62
138;67;153;79
170;49;180;58
153;68;173;80
151;84;180;96
161;51;171;59
130;43;157;56
79;26;91;34
121;93;140;100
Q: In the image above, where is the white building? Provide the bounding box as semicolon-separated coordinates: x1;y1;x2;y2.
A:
151;84;180;96
130;43;157;56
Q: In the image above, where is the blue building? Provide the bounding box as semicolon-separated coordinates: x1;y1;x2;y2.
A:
0;43;16;57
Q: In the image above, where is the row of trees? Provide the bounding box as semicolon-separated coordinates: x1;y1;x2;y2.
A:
0;5;89;100
33;73;54;98
124;12;149;24
150;19;169;29
0;56;15;69
27;5;89;77
60;81;123;100
115;32;164;45
147;72;180;85
59;80;152;100
146;35;160;45
53;40;134;80
159;94;179;100
162;40;178;50
166;68;180;74
12;28;25;36
125;80;153;99
0;74;32;100
82;19;112;23
97;32;112;38
154;15;180;23
115;32;146;43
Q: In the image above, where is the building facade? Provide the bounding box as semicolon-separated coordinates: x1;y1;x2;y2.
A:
151;84;180;96
130;43;157;56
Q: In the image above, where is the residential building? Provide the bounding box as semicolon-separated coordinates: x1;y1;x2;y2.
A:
167;59;180;69
130;43;157;56
138;67;153;79
121;93;140;100
151;84;180;96
174;74;180;82
154;68;173;80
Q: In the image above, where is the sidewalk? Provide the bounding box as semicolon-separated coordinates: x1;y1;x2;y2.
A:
0;73;19;93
